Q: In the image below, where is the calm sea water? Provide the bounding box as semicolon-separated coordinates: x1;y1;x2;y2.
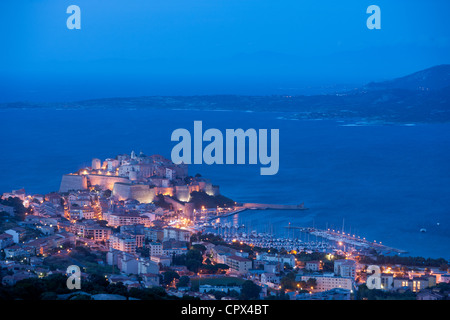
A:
1;108;449;259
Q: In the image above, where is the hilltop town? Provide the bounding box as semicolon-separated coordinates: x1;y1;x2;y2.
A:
0;151;449;300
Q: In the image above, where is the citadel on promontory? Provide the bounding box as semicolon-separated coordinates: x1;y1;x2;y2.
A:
59;151;220;206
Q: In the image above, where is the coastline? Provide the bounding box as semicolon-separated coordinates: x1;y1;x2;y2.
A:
1;108;449;259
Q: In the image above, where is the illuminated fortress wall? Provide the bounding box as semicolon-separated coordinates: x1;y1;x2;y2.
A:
153;187;174;197
112;183;156;203
175;185;190;202
87;174;129;191
59;175;88;192
59;173;220;204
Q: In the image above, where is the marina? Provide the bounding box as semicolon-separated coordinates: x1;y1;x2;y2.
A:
195;210;408;256
284;225;408;255
203;221;335;253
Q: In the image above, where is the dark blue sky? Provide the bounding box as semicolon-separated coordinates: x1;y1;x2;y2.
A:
1;0;449;102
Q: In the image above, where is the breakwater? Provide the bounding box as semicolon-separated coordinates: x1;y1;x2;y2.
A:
241;202;308;210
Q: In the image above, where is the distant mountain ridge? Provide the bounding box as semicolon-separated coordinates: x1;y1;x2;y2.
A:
364;64;450;91
2;65;450;123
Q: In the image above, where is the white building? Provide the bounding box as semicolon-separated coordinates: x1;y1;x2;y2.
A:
165;168;177;181
380;273;394;291
334;259;356;279
163;227;191;242
261;273;281;288
109;234;138;253
439;274;450;284
148;242;163;256
106;159;120;172
92;158;102;170
5;228;26;244
138;258;160;275
256;252;296;268
118;253;139;274
301;274;354;293
305;261;322;272
225;255;252;275
107;213;142;227
142;273;160;287
150;255;171;267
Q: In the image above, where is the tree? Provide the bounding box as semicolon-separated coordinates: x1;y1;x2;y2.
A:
439;263;449;271
12;278;47;300
190;233;199;243
209;290;227;300
280;272;297;290
215;263;229;272
306;278;317;290
0;196;28;219
186;259;202;273
297;281;307;290
97;220;109;228
173;253;187;266
177;276;190;288
45;274;71;294
137;247;150;258
128;287;168;300
40;292;58;300
191;244;207;254
283;262;293;271
85;273;109;293
186;249;203;262
188;191;235;210
264;292;290;300
240;280;261;300
162;271;180;286
107;282;129;297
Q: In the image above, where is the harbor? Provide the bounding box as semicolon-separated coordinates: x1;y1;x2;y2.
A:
202;221;335;253
198;220;407;256
283;225;408;255
195;206;407;256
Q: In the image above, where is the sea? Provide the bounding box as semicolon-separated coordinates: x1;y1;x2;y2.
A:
1;107;449;259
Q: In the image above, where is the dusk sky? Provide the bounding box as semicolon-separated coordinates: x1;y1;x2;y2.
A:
1;0;449;102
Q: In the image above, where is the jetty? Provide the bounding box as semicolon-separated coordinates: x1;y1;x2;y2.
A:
206;202;307;222
285;226;407;255
241;202;308;210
